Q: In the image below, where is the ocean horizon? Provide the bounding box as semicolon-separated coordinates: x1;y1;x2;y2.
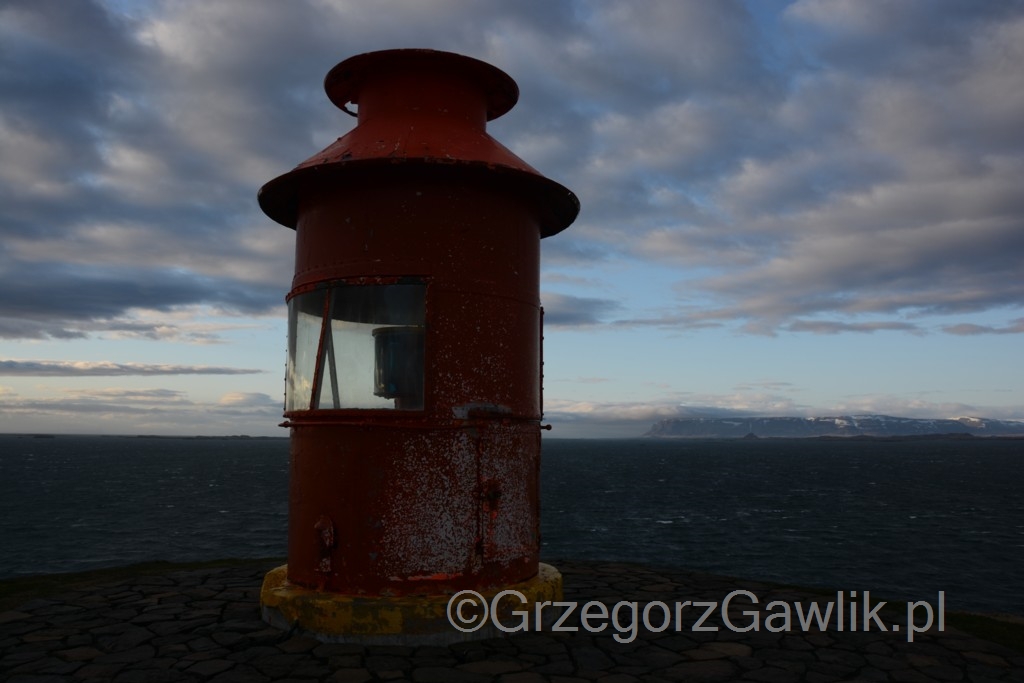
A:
1;434;1021;617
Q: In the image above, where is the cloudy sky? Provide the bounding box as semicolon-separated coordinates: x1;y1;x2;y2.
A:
2;0;1022;438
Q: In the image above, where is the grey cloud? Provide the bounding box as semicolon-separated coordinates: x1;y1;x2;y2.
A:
540;237;614;265
62;388;188;400
734;381;796;391
785;320;923;335
0;0;587;341
0;1;148;227
784;0;1021;79
0;0;142;134
0;317;226;344
571;3;1024;335
942;319;1024;336
0;260;282;340
3;0;1024;343
682;183;1024;330
0;360;263;376
542;292;621;327
1;0;294;339
8;399;158;415
551;1;773;107
610;313;725;331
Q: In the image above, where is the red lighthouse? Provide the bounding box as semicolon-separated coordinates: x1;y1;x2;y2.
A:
257;49;578;642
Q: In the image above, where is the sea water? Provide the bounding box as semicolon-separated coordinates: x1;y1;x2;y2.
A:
0;434;1021;615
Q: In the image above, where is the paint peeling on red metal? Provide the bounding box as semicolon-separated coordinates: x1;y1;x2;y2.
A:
260;49;576;597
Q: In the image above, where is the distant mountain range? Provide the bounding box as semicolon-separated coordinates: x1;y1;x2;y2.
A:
645;414;1024;439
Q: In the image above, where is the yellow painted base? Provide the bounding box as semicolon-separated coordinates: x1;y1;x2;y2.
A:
260;563;563;645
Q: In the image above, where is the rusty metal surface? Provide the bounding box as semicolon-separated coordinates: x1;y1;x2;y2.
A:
286;421;540;595
258;49;577;597
258;49;579;236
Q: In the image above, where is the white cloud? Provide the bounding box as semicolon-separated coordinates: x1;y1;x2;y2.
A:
828;395;1024;422
218;392;277;407
543;391;1024;437
0;385;281;436
0;360;263;376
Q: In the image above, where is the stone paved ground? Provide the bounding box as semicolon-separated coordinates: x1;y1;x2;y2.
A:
1;559;1021;682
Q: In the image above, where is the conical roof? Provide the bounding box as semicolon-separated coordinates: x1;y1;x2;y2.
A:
258;49;579;237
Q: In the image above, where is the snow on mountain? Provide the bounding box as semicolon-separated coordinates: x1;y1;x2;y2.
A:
645;414;1024;439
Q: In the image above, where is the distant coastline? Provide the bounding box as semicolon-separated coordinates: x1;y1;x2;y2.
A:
646;414;1024;439
645;433;1024;441
128;435;288;440
5;433;288;440
751;432;1020;441
7;415;1024;442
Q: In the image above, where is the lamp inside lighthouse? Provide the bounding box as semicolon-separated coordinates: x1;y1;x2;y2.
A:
285;281;426;412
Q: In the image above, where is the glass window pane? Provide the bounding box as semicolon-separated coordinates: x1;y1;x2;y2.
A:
286;289;326;411
286;282;426;412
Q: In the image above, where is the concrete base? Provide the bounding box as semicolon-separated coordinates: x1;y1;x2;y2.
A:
259;563;563;645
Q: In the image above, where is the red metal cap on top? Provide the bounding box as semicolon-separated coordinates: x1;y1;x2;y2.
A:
258;48;579;236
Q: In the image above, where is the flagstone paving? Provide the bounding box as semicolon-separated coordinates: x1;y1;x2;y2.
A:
1;560;1021;682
